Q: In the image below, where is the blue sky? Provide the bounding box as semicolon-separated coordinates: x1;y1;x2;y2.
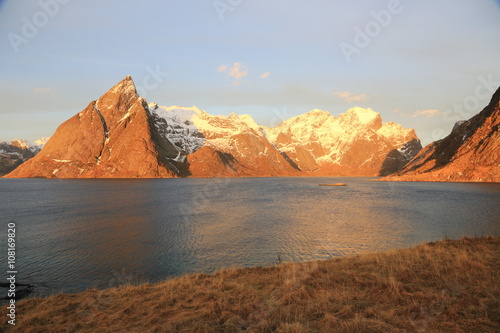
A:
1;0;499;145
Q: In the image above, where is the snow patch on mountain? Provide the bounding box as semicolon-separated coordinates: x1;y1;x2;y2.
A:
265;107;420;173
148;104;205;155
149;104;265;156
377;122;416;147
33;137;50;149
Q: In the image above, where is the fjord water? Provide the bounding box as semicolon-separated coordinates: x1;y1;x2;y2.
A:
0;178;498;297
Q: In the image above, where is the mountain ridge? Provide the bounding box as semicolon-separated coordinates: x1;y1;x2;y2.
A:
0;139;48;176
4;76;422;178
382;85;500;182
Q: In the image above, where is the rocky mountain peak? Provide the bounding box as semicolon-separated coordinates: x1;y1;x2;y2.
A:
237;114;261;133
339;107;382;130
0;139;42;176
34;137;50;148
297;109;330;121
95;75;142;115
377;122;418;146
306;109;330;117
264;106;420;175
4;76;178;178
107;75;137;97
11;139;30;149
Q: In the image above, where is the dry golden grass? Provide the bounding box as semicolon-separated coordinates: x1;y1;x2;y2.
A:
1;236;499;332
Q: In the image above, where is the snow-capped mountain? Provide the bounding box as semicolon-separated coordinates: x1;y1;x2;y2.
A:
33;137;50;149
263;107;421;176
148;104;298;177
0;138;48;176
147;104;421;177
4;76;421;178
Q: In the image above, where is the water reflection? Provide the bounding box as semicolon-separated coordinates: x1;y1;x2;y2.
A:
0;177;498;297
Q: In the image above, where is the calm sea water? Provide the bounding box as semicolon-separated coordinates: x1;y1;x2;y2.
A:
0;177;498;298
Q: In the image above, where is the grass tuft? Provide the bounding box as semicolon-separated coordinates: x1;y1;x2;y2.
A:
1;236;499;332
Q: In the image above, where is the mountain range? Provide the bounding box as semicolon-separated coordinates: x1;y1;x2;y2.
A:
0;139;48;176
3;76;422;178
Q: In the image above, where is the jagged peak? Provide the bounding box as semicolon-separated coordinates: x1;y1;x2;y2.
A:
10;139;30;149
378;121;416;134
112;75;136;91
283;109;331;125
238;114;257;122
303;109;331;117
33;137;50;148
99;76;139;104
344;106;377;117
148;102;159;110
238;114;261;132
339;107;381;129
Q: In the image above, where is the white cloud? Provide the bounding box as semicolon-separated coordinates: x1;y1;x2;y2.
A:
217;62;249;84
260;72;270;79
227;63;248;80
217;64;228;73
334;91;369;103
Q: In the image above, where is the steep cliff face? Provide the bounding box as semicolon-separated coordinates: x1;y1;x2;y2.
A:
265;108;421;176
4;76;422;178
383;86;500;182
5;76;176;178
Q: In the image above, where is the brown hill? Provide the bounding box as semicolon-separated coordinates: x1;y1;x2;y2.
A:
383;86;500;182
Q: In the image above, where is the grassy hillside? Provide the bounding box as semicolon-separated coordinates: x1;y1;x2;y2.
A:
1;236;499;332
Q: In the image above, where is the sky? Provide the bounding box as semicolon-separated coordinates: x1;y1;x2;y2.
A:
0;0;499;146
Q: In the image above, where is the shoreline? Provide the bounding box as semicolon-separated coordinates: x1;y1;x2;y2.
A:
2;236;499;332
2;175;500;183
